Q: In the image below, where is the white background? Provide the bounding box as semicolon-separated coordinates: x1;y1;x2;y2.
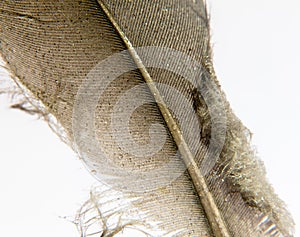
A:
0;0;299;236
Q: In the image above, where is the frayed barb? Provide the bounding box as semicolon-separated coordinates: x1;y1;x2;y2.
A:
0;57;71;146
1;58;48;118
74;187;162;237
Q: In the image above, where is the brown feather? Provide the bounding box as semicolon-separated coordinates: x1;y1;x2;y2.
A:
0;1;294;236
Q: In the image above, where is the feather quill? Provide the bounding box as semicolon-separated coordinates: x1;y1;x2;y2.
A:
0;0;294;236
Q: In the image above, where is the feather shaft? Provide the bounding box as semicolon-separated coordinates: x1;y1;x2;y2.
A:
97;1;230;236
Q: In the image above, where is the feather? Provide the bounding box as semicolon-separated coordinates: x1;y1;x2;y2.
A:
0;0;294;236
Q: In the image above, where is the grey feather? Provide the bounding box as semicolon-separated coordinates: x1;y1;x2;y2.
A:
0;0;294;236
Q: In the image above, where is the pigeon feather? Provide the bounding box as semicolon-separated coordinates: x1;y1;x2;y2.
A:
0;0;294;236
